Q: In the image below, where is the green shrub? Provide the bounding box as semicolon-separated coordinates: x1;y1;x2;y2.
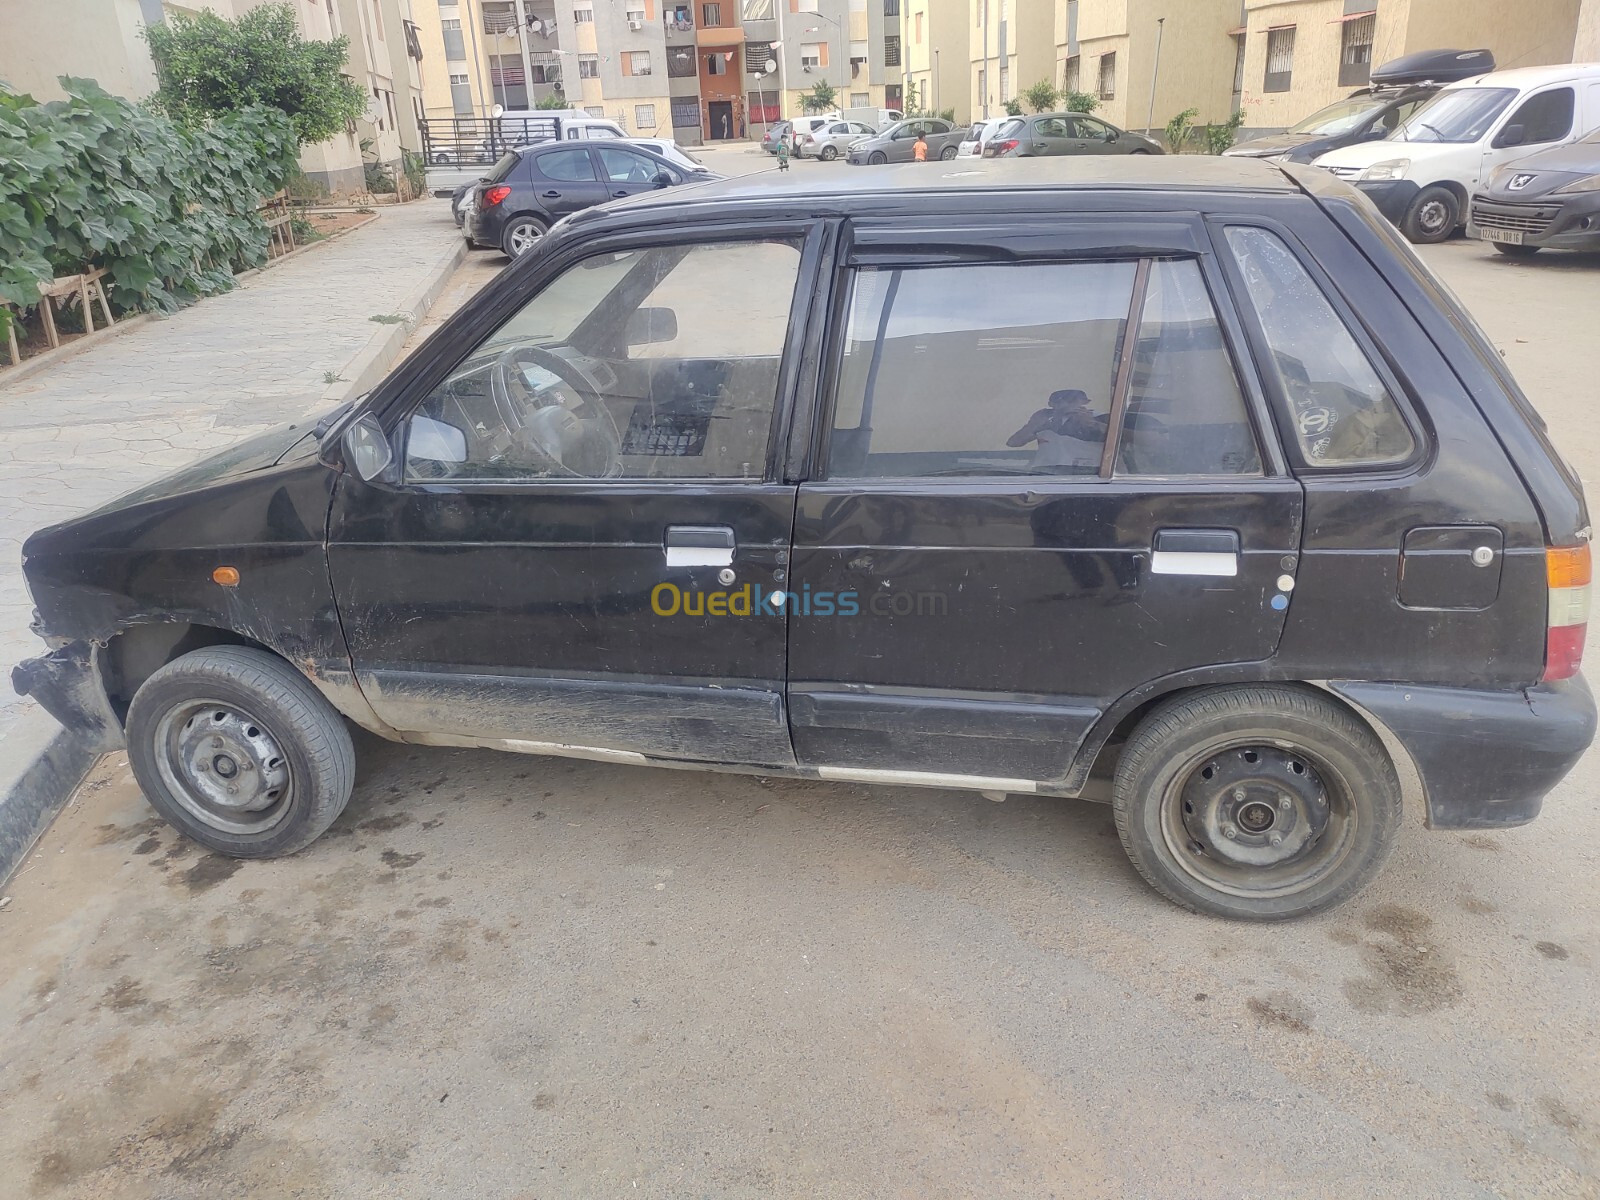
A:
0;77;299;322
1061;91;1099;114
1164;107;1199;153
1003;99;1023;117
364;160;398;194
1024;80;1058;114
1202;110;1246;155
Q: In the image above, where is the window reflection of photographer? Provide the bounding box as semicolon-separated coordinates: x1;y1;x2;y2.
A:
1007;388;1107;473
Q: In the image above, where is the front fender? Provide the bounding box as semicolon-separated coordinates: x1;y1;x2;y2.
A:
12;641;124;752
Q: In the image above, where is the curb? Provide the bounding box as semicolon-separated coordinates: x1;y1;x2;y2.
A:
321;233;466;405
0;226;468;887
0;314;156;391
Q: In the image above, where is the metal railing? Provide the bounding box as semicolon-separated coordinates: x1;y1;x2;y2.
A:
420;115;562;167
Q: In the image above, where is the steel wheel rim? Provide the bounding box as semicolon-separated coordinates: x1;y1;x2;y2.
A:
508;222;542;256
1158;736;1356;900
1417;199;1450;235
153;699;294;836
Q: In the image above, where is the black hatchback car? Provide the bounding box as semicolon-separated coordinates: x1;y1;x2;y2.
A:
15;159;1595;920
465;139;708;258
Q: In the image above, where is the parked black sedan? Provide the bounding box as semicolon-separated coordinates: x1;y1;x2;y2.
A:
465;140;712;258
14;159;1594;920
982;112;1163;157
1471;126;1600;256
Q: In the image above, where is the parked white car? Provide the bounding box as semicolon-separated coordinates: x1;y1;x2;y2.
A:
1313;62;1600;243
785;114;841;152
616;137;711;175
794;119;876;160
957;118;1005;158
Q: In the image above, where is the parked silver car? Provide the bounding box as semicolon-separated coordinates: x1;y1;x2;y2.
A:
983;112;1164;158
846;118;965;164
795;119;876;161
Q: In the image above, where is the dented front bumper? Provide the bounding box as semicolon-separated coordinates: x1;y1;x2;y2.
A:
11;640;126;753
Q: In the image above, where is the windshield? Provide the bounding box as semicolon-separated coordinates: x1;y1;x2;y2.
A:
1288;97;1387;136
1396;87;1516;143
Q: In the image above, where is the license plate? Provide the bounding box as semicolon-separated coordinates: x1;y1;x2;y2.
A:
1480;226;1523;245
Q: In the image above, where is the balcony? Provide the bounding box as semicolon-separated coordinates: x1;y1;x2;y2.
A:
664;13;695;40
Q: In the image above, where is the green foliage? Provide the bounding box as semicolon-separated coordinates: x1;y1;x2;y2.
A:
1023;80;1058;114
364;160;397;193
801;81;837;114
1061;90;1099;114
0;77;299;319
1164;106;1199;153
145;3;366;145
1201;110;1246;155
534;92;567;110
401;148;427;196
1003;98;1023;117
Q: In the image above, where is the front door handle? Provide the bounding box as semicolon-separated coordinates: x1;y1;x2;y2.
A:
612;189;630;198
1151;528;1239;577
665;525;735;568
542;189;561;198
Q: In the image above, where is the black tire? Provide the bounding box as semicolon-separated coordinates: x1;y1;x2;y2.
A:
1112;685;1400;920
126;646;355;859
821;144;838;161
501;214;548;259
1401;184;1460;244
1129;148;1152;155
1492;241;1541;257
939;145;958;161
869;151;887;165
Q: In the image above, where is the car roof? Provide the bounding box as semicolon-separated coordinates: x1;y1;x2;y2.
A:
596;155;1297;216
1444;62;1600;90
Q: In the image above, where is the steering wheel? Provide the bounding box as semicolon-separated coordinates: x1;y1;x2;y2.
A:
489;344;623;478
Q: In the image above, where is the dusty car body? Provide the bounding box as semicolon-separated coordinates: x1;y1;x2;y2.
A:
16;158;1595;920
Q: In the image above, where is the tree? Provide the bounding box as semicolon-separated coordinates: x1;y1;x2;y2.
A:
1061;91;1099;114
145;3;367;145
1164;106;1199;153
802;80;838;114
534;92;567;110
1003;98;1023;116
1023;79;1058;113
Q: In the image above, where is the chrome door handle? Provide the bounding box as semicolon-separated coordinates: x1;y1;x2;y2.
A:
1151;529;1239;577
665;525;735;568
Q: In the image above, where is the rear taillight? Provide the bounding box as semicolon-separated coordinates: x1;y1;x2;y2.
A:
1544;543;1590;681
993;138;1019;154
483;185;511;207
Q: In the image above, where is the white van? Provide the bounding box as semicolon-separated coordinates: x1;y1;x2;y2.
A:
1314;63;1600;242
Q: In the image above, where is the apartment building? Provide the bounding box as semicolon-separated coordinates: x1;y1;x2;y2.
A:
0;0;425;194
1237;0;1584;132
966;0;1052;120
901;0;970;121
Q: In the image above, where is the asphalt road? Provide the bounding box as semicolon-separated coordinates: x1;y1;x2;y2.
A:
1;169;1598;1199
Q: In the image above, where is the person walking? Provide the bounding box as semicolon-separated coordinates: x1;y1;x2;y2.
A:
913;131;928;163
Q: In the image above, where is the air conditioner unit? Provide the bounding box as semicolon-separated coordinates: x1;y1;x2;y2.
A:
628;18;643;29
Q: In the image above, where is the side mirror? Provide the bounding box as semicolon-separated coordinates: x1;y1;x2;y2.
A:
653;170;675;188
1105;130;1118;142
626;306;679;347
1496;123;1527;148
343;414;394;482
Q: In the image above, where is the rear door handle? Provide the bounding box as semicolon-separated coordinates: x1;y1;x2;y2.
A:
542;189;561;198
1151;528;1239;577
665;525;735;568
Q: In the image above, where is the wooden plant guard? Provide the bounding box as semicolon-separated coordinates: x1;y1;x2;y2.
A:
37;267;116;349
2;302;20;367
260;190;297;257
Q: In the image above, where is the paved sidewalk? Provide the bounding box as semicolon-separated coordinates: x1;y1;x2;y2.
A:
0;201;459;738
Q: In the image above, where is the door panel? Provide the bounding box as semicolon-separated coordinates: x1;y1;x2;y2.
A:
530;146;607;217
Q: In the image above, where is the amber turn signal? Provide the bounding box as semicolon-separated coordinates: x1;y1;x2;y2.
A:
212;566;241;587
1547;543;1591;590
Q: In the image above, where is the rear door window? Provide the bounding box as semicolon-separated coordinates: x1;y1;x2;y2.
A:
537;147;598;181
1225;226;1415;468
826;257;1261;479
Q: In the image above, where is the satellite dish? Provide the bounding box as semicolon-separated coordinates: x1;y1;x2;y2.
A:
490;102;506;118
764;57;778;74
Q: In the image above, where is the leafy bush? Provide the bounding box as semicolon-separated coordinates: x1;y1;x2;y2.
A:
1164;107;1199;153
1024;80;1058;114
534;93;567;110
0;77;299;322
802;81;838;114
1003;99;1023;117
364;161;398;194
401;149;427;197
1202;110;1246;155
1062;91;1099;114
145;3;365;145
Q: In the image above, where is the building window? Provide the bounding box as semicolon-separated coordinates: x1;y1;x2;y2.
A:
800;43;823;69
1063;54;1080;94
851;91;870;107
626;7;646;24
586;105;605;117
886;82;901;108
914;11;922;43
883;34;900;66
703;1;722;24
531;53;558;84
449;71;473;114
707;51;729;75
1097;51;1115;100
441;17;467;60
579;53;600;78
1264;26;1295;93
482;1;518;34
1339;13;1375;88
490;54;529;108
743;0;775;18
672;96;702;127
635;103;658;128
668;46;698;76
624;50;653;76
883;0;898;14
574;5;594;21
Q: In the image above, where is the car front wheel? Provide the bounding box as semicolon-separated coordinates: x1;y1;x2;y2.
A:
1112;685;1400;920
869;151;887;165
126;646;356;858
1402;185;1460;244
502;215;548;258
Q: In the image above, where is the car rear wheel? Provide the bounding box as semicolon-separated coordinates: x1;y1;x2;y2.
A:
939;145;958;161
1112;685;1400;920
1401;185;1459;244
1492;242;1541;257
502;215;548;259
126;646;355;858
1129;148;1151;155
821;144;838;161
869;151;887;165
